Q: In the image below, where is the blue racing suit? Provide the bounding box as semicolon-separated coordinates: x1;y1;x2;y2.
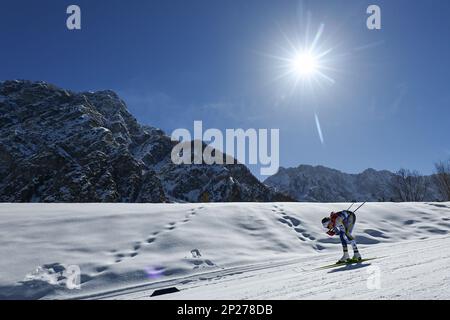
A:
327;210;359;254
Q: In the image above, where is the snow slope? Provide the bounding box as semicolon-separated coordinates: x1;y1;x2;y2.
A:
0;202;449;300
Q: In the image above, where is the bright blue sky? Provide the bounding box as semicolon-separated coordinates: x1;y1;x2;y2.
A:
1;0;449;179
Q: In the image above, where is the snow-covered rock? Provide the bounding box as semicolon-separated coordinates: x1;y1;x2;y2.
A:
0;80;290;203
265;165;442;202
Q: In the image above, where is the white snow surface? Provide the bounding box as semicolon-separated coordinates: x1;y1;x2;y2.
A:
0;202;449;300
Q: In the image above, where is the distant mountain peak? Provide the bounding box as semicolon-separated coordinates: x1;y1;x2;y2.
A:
265;164;441;202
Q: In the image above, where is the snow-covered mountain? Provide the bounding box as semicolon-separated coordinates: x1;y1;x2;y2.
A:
0;80;291;203
0;202;449;299
265;165;442;202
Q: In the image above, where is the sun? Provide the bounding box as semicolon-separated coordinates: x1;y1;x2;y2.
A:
291;52;319;77
268;23;336;91
265;21;338;146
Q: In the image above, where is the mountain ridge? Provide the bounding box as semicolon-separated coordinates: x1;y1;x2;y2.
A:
0;80;292;203
264;164;442;202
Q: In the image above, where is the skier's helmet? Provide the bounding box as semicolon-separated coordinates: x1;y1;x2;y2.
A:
321;217;331;229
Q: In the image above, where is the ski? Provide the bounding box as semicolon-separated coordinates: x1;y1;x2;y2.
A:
315;257;378;270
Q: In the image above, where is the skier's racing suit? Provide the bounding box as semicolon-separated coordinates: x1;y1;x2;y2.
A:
327;210;361;261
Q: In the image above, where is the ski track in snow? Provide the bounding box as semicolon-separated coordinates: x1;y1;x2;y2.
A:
0;202;449;300
84;237;450;300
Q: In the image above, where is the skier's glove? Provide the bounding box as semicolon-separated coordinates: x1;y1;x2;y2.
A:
326;230;336;236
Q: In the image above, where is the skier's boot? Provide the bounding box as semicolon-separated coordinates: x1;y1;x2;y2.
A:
352;251;362;262
337;252;350;264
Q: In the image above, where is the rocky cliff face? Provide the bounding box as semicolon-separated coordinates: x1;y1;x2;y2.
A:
265;165;442;202
0;80;291;203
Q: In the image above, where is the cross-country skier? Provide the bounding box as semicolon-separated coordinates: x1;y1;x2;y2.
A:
322;210;362;263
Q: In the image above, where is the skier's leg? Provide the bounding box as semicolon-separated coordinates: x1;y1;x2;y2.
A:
349;240;361;260
346;214;361;260
343;232;360;259
338;232;350;263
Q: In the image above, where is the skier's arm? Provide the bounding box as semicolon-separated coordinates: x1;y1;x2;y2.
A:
326;216;344;236
332;220;355;242
326;226;343;236
335;218;345;235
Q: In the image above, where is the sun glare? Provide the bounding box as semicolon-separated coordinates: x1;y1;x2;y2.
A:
269;22;336;92
291;52;319;77
266;20;339;146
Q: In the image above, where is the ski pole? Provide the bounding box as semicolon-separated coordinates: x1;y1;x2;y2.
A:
353;202;366;213
346;202;355;211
